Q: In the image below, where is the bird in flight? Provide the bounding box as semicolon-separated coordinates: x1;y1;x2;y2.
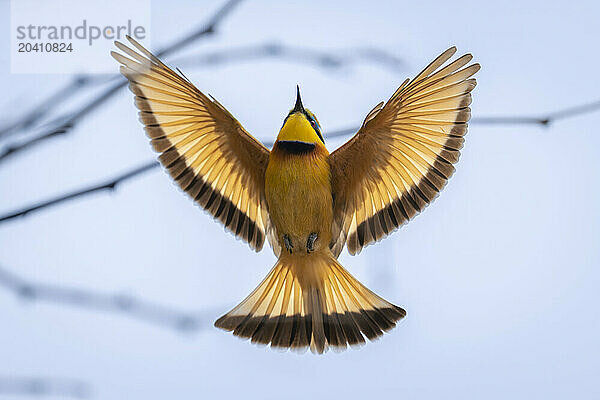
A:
112;36;479;354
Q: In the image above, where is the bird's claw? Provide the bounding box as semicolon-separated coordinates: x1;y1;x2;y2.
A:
307;232;318;253
283;234;293;254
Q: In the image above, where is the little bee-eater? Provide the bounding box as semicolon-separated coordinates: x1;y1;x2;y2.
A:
112;36;479;353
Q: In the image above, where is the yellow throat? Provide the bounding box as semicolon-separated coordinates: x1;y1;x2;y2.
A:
276;86;325;145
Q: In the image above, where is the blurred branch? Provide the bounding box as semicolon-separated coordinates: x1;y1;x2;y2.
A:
0;124;72;161
0;0;244;164
0;264;211;332
0;76;104;140
473;99;600;126
0;161;158;223
156;0;243;57
1;96;600;224
354;47;406;72
173;42;404;72
0;376;89;398
0;79;126;163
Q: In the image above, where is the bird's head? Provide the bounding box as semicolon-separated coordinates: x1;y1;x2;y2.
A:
276;86;324;145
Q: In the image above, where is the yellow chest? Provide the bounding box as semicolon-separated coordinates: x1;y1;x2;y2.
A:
265;143;333;252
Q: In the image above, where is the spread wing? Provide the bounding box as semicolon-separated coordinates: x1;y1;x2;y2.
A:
329;47;479;256
112;36;274;252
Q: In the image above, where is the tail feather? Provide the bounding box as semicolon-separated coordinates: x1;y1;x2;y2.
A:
215;250;405;354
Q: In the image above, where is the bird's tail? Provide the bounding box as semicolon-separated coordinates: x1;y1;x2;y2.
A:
214;250;405;354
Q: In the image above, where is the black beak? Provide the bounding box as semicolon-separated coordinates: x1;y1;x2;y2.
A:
292;85;305;113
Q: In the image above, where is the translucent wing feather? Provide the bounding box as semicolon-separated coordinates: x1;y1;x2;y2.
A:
329;47;479;256
112;36;272;252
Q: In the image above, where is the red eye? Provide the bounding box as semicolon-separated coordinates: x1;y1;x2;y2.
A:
310;120;316;128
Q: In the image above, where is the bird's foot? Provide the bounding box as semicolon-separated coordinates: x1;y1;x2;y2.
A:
283;234;293;254
307;232;318;253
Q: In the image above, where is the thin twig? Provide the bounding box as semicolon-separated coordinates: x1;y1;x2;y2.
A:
0;0;244;164
1;96;600;224
0;161;158;223
471;99;600;126
0;79;127;164
154;0;244;58
545;99;600;121
0;76;100;139
0;264;212;332
0;125;71;161
173;42;405;72
471;116;551;125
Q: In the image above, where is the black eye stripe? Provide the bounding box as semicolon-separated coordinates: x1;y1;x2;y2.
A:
301;112;325;143
305;113;324;144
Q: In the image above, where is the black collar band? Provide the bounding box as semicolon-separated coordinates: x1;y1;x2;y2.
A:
276;140;316;154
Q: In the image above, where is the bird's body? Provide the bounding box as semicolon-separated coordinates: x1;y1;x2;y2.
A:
112;36;479;353
266;114;333;254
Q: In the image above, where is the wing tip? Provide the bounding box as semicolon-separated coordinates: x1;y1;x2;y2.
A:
109;50;121;63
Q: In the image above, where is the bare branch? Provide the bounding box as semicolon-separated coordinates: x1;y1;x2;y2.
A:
352;46;405;73
471;116;552;125
0;76;102;140
1;96;600;224
0;377;90;398
172;42;404;72
0;264;212;332
0;78;129;164
544;99;600;121
471;99;600;126
155;0;244;58
0;0;244;164
0;162;158;223
0;125;71;162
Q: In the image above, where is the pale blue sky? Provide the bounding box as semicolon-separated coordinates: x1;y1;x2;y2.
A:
1;1;599;399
